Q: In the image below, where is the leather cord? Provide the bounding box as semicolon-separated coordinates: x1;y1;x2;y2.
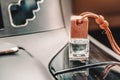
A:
78;12;120;55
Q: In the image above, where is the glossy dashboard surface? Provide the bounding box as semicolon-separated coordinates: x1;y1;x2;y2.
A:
0;28;68;80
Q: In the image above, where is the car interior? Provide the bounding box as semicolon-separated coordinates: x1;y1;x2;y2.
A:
0;0;120;80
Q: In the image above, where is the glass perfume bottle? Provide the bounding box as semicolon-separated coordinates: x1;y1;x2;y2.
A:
69;16;89;79
69;38;89;62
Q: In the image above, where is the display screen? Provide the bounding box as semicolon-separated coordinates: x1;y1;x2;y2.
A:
0;2;4;29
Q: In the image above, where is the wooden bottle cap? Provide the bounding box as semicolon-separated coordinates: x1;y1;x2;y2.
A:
71;16;88;38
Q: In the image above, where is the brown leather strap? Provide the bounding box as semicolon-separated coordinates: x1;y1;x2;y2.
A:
79;12;120;55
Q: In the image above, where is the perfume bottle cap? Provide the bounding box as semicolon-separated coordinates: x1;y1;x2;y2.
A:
71;16;88;38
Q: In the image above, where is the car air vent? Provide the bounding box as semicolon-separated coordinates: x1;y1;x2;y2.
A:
0;0;65;37
8;0;43;27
